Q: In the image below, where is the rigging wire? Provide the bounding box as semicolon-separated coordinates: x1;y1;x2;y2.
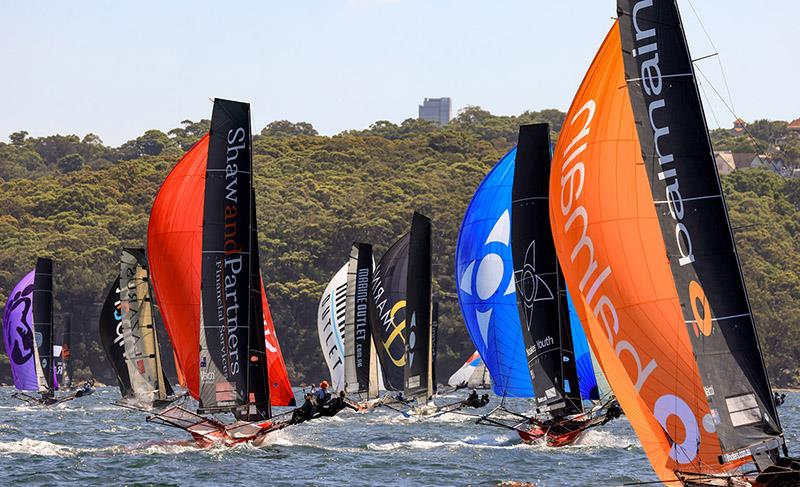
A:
685;0;736;113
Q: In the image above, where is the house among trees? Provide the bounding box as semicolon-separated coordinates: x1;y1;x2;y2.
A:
789;118;800;133
714;150;764;174
732;118;747;134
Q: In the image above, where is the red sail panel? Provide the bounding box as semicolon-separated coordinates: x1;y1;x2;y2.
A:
260;276;296;407
147;134;210;399
549;23;738;483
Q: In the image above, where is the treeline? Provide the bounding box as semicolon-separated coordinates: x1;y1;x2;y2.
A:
0;108;798;389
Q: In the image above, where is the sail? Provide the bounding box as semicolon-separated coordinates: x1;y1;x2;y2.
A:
345;243;375;394
198;99;254;413
455;148;534;398
2;270;39;391
431;301;439;389
99;278;133;396
448;351;491;389
617;0;781;462
549;22;729;482
369;233;410;391
404;212;432;400
53;345;63;389
318;263;348;391
119;248;173;402
260;277;295;407
512;124;582;417
32;258;55;396
148;133;209;399
566;292;599;401
61;314;72;389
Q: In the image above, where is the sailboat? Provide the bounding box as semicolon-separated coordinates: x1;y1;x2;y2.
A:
368;212;436;415
448;351;491;390
455;142;613;445
146;98;295;446
98;248;179;409
2;258;78;405
318;243;383;406
60;314;73;390
549;2;799;484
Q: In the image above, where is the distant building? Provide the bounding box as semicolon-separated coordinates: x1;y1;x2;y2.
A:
418;97;451;125
714;151;767;175
789;118;800;132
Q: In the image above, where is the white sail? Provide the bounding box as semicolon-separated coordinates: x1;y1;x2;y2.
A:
318;264;348;391
448;351;491;389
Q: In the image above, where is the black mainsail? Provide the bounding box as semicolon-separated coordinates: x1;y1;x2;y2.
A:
512;124;582;417
618;0;782;464
100;277;134;398
345;242;375;395
198;98;267;419
32;257;55;398
404;212;432;401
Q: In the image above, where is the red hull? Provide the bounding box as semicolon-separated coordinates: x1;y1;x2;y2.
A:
517;425;583;447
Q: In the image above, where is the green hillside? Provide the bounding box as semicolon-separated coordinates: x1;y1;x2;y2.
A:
0;108;797;388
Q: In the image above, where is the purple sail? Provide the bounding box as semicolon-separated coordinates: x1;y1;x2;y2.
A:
2;270;39;391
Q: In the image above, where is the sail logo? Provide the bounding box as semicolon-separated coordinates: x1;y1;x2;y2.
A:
515;240;555;334
459;209;516;347
407;312;417;368
5;285;35;365
371;265;407;367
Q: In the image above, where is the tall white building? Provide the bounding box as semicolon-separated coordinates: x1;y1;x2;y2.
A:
418;97;451;125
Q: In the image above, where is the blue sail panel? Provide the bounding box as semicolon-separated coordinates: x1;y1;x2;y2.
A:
567;291;598;401
455;148;533;398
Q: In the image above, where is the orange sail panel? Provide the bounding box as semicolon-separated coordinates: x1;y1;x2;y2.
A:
261;277;296;406
147;134;209;399
548;23;730;483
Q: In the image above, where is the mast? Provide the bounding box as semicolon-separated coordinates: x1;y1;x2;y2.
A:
512;124;582;417
404;212;432;401
32;258;55;399
198;98;254;416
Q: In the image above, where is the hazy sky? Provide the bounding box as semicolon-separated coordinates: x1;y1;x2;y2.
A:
2;1;797;146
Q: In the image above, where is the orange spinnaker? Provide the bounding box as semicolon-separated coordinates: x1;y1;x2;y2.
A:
549;23;732;483
148;134;294;405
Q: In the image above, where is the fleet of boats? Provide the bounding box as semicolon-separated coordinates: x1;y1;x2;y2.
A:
0;1;797;485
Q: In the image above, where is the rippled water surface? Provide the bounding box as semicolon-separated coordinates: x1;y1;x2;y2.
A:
1;387;798;486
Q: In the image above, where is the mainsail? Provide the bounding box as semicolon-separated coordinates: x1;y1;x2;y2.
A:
549;11;785;481
344;243;375;395
32;258;55;397
119;248;174;402
99;277;134;397
455;148;534;398
318;263;347;391
404;212;432;400
61;314;73;389
512;124;582;417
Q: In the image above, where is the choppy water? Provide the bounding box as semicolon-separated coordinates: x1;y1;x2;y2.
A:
1;387;798;486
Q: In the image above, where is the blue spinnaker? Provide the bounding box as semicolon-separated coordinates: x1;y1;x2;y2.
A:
455;148;533;398
567;292;598;401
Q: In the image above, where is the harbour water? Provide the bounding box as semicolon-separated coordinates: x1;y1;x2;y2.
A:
0;387;797;486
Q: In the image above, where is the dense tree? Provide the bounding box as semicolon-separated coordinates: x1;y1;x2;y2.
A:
0;111;797;392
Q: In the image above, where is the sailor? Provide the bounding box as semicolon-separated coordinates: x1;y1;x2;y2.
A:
318;391;359;417
774;392;786;406
75;379;96;398
315;381;331;406
480;394;490;407
464;389;481;408
291;393;316;424
606;401;623;420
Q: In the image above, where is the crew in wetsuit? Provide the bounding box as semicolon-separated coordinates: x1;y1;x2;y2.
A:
315;381;331;408
774;392;787;407
75;379;95;398
291;393;316;424
318;391;360;417
464;390;490;408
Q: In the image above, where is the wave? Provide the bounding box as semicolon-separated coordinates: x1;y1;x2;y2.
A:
0;439;78;457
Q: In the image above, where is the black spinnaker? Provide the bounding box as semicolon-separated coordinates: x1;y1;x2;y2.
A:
345;242;375;395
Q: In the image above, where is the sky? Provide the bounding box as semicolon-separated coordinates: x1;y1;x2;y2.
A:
1;0;798;146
